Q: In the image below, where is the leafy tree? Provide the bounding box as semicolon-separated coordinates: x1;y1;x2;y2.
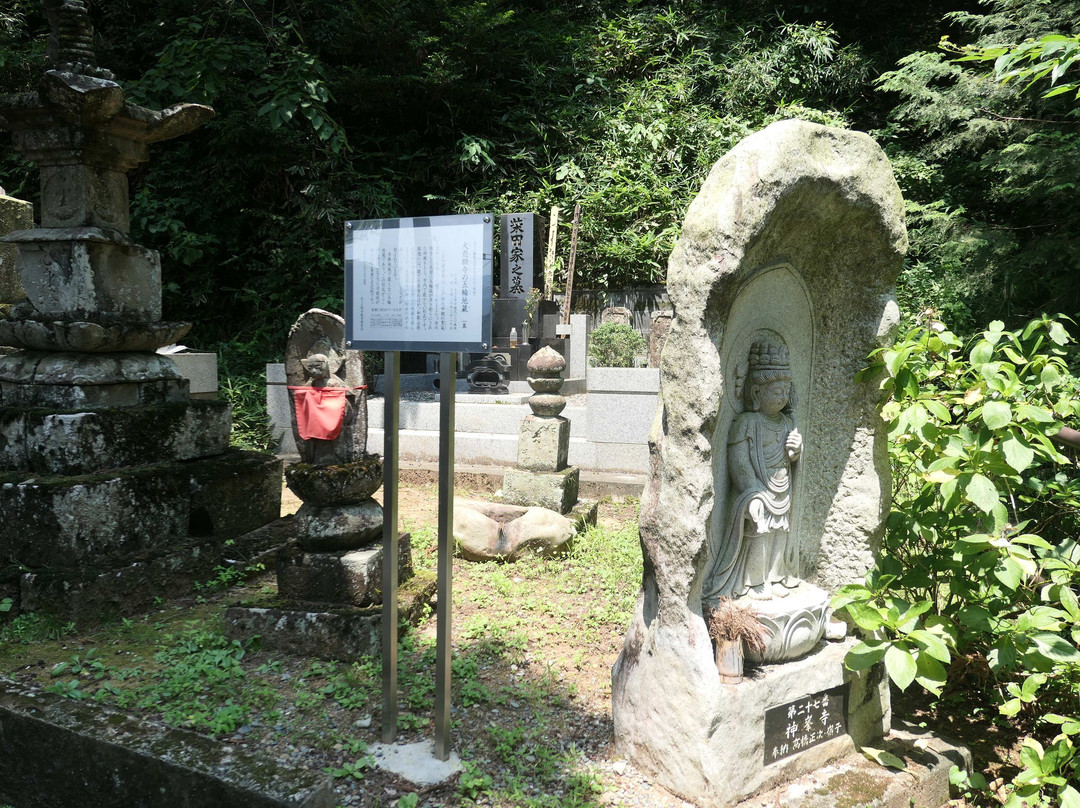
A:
874;0;1080;330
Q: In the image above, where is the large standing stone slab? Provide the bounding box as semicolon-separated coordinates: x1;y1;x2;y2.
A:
611;120;905;806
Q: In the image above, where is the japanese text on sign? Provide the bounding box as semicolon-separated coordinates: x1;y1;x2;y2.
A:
762;683;848;765
344;214;492;352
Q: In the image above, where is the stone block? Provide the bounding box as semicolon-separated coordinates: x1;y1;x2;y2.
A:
0;317;191;353
38;163;130;231
516;414;569;471
0;464;191;568
568;313;589;379
169;351;218;398
0;350;188;408
454;500;576;562
500;466;579;514
0;400;231;475
188;451;283;541
0;678;333;808
613;639;890;807
224;570;437;659
20;538;223;628
0;450;280;568
0;194;33;303
648;310;672;368
7;227;162;320
266;362;296;454
276;534;412;605
293;499;383;551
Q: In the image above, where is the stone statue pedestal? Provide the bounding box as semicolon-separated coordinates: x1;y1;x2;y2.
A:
613;637;890;807
744;583;830;664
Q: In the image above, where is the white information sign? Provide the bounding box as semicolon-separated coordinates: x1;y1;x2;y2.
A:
344;214;493;352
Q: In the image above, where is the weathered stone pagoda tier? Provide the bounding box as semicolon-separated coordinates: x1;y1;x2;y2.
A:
0;4;281;626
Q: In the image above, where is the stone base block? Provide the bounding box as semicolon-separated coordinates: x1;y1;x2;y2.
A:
277;533;412;606
7;227;162;321
613;638;890;807
0;678;333;808
0;449;281;568
0;350;188;407
225;571;437;660
188;450;284;541
735;722;970;808
293;499;383;551
517;414;569;471
0;399;230;474
500;466;579;513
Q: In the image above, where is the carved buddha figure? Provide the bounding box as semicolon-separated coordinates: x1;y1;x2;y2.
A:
706;339;803;600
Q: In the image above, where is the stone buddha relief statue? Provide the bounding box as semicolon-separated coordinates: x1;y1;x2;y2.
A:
706;337;803;602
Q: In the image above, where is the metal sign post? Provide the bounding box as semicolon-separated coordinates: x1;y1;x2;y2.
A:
434;352;456;760
381;351;401;743
344;214;492;762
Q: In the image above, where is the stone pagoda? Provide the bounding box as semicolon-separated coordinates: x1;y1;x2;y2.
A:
0;1;281;624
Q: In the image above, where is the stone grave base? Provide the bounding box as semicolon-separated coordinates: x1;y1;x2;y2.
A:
614;638;890;807
734;722;970;808
224;570;437;660
500;465;579;513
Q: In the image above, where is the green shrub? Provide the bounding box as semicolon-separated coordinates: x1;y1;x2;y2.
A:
587;323;645;368
834;314;1080;807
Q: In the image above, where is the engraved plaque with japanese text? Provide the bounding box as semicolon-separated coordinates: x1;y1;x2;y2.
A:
763;683;848;764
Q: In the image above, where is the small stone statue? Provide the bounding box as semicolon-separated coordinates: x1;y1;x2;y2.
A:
284;309;366;467
706;338;803;600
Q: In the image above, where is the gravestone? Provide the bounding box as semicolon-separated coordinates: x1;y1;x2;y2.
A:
600;306;631;326
611;120;905;806
647;310;671;369
0;2;281;625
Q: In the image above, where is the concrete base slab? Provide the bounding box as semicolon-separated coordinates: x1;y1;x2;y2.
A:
735;722;970;808
369;741;464;787
0;677;333;808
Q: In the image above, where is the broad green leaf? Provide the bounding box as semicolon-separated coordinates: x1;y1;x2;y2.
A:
982;400;1012;430
963;387;984;405
1042;364;1062;387
964;473;999;514
844;602;886;632
925;468;959;484
909;629;951;663
999;698;1022;717
1015;403;1055;423
970;341;993;365
995;557;1024;590
1001;436;1034;472
1048;321;1070;346
1031;633;1080;663
861;746;907;771
884;645;917;691
924;399;952;421
845;640;888;671
1061;785;1080;808
914;652;947;695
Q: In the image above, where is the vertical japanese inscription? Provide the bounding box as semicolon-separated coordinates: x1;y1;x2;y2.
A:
762;683;848;764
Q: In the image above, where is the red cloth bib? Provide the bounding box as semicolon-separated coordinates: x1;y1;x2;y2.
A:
289;387;349;441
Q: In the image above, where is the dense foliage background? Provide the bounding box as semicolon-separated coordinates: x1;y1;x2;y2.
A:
5;0;1076;360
